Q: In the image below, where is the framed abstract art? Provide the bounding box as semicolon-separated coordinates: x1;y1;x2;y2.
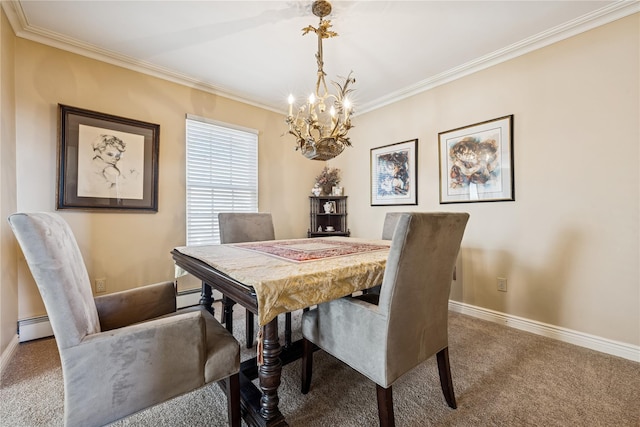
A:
370;139;418;206
438;115;514;204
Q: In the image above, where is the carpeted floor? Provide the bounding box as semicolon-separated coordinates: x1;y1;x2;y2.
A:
1;305;638;426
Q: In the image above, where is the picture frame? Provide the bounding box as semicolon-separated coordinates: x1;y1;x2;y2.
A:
323;200;337;213
57;104;160;211
370;139;418;206
438;115;514;204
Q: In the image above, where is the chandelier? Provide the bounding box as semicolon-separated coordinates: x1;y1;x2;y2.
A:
286;0;355;161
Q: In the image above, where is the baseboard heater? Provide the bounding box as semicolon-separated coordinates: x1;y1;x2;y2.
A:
18;288;206;342
17;316;54;343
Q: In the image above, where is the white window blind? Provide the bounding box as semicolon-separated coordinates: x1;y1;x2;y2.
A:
186;115;258;245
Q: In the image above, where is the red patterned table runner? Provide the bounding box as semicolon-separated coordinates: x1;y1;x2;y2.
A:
231;238;389;262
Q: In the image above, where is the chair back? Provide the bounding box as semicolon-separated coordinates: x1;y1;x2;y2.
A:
381;212;405;240
378;212;469;373
8;212;101;349
218;212;275;244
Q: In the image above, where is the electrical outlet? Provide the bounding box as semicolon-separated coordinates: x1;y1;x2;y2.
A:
95;278;106;293
497;277;507;292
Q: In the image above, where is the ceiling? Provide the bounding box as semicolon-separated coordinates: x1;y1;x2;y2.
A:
4;1;638;114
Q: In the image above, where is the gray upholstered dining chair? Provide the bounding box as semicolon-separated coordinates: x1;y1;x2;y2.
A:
218;212;294;348
381;212;404;240
363;212;406;296
300;212;469;426
8;212;241;427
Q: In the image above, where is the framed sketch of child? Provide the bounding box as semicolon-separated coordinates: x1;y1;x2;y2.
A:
438;115;514;204
56;104;160;211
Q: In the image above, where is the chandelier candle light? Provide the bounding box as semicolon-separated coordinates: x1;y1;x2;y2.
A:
286;0;356;161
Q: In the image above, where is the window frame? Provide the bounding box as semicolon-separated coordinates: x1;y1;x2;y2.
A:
185;114;258;246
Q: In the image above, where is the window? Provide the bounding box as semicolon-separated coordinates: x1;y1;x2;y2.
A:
186;115;258;245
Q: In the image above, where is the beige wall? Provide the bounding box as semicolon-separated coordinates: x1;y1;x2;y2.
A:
330;15;639;345
0;6;18;358
2;10;638;357
12;38;323;320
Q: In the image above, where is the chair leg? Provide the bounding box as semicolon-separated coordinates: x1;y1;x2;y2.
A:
301;338;313;394
376;384;395;427
246;310;254;348
436;347;457;409
284;312;292;348
226;372;241;427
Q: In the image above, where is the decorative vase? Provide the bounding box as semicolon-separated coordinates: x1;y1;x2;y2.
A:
322;185;333;196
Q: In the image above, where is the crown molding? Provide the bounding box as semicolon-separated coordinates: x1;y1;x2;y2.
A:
3;1;639;116
358;1;640;114
1;1;282;114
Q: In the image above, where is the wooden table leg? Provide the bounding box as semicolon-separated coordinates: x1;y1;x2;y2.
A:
222;295;235;333
200;282;214;315
259;318;284;422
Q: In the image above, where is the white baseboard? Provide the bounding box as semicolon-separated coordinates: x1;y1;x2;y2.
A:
15;295;638;362
449;300;640;362
0;334;20;376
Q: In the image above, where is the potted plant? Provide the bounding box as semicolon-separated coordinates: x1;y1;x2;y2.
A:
315;167;341;196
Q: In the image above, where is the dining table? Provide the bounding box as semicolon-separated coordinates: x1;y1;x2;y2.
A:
171;236;390;427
